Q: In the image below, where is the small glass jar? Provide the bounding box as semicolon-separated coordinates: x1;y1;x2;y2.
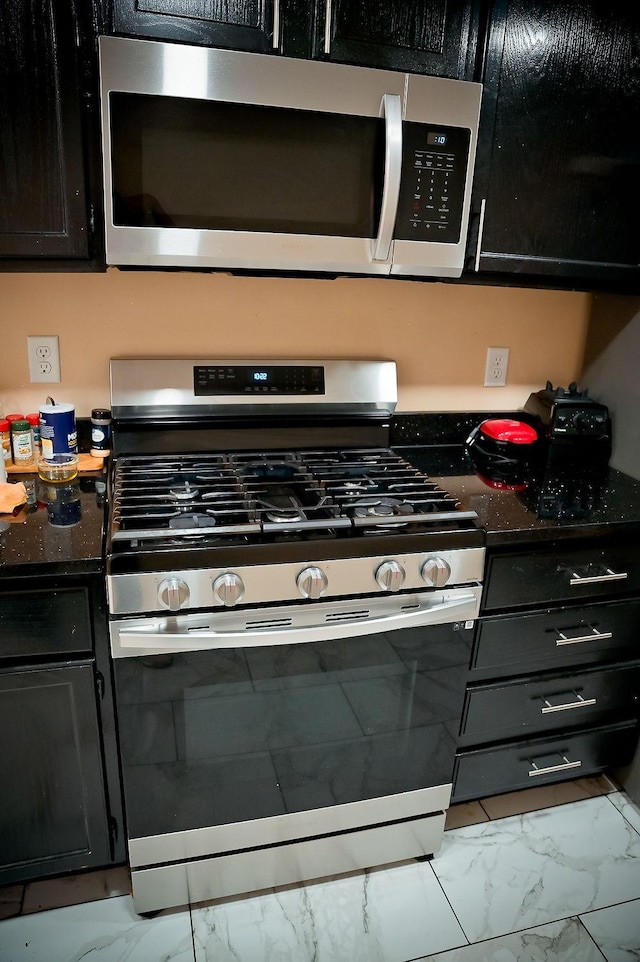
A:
26;413;41;458
0;418;11;466
10;418;34;465
90;408;112;458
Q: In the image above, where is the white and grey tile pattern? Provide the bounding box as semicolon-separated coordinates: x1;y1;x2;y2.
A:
1;789;640;962
191;859;466;962
430;795;640;943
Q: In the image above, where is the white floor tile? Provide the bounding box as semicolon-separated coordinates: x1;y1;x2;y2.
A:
430;796;640;943
608;792;640;838
0;894;194;962
580;899;640;962
191;860;467;962
415;917;606;961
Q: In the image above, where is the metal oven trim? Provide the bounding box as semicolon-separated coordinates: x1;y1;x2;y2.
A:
129;810;447;913
128;783;451;868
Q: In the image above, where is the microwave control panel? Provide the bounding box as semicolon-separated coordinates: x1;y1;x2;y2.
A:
395;123;471;244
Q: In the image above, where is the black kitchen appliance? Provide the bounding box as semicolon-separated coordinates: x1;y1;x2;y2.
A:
465;417;542;488
105;358;485;914
523;381;612;468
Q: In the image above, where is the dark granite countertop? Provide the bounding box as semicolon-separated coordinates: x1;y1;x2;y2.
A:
396;444;640;547
3;411;640;578
0;472;107;579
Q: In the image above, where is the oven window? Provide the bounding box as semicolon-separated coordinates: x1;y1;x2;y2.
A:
110;93;384;237
113;623;472;839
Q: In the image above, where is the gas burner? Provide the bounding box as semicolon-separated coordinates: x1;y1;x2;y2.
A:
352;497;414;520
169;513;217;529
169;483;200;502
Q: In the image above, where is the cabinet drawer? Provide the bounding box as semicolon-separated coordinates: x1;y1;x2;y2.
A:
0;587;92;659
459;662;640;746
484;542;640;612
452;720;639;802
472;599;640;681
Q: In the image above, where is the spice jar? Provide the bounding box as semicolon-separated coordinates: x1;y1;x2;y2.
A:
10;418;34;465
0;418;11;466
90;408;112;458
26;413;42;458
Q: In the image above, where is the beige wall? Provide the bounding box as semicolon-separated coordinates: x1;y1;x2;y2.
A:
0;269;591;417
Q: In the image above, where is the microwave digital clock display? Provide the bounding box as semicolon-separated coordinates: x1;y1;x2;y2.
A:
194;365;325;395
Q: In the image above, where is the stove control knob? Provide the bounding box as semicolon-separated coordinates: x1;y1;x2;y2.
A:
375;560;406;592
212;572;245;607
158;577;190;612
297;566;328;599
421;557;451;588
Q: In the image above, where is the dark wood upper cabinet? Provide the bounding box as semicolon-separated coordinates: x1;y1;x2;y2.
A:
111;0;277;52
111;0;480;78
0;0;91;260
469;0;640;289
315;0;480;79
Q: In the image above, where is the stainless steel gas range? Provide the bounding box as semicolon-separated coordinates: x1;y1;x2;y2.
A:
105;358;485;914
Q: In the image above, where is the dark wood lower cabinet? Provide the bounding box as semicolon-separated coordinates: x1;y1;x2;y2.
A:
453;721;639;802
455;536;640;802
0;576;124;887
0;663;111;884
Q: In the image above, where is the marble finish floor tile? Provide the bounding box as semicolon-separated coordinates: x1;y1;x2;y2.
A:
191;860;467;962
608;791;640;838
417;917;607;961
580;899;640;962
0;895;194;962
479;775;614;820
430;795;640;944
22;866;131;914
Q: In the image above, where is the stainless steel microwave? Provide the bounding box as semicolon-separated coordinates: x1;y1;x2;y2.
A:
98;36;482;278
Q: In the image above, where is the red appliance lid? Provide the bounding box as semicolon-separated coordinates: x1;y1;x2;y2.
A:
479;419;539;444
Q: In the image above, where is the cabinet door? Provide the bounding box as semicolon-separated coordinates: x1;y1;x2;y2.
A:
0;0;89;259
315;0;480;79
112;0;277;52
483;540;640;613
453;720;639;802
0;663;111;885
459;662;640;746
470;0;640;288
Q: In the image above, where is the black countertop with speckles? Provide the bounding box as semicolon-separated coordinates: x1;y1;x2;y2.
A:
0;472;107;579
396;444;640;546
3;411;640;578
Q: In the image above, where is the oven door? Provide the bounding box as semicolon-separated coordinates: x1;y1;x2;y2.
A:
110;588;478;908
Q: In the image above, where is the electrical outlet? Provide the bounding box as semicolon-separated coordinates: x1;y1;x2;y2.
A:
27;335;61;383
484;346;509;387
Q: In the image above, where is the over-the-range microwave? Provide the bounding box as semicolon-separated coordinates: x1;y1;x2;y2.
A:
98;36;482;278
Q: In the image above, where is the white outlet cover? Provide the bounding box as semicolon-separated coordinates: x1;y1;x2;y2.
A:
27;335;61;383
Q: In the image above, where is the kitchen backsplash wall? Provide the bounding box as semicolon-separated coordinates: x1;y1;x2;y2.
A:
0;270;590;417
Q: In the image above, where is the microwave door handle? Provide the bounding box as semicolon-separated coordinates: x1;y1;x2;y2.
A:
372;93;403;262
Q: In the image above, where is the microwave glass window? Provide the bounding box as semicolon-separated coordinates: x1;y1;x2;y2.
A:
110;93;384;237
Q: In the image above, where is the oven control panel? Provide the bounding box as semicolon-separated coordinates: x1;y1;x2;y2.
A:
194;364;325;396
108;548;485;615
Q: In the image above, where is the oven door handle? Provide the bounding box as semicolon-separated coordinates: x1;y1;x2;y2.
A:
113;592;479;655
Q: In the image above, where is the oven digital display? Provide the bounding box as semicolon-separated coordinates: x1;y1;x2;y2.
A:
194;364;325;395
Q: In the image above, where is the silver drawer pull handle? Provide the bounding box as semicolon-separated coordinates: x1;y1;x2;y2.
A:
528;756;582;777
272;0;281;48
324;0;333;54
540;692;597;714
555;625;613;646
570;568;628;586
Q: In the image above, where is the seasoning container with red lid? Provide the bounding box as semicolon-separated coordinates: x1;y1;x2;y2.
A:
26;413;41;458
